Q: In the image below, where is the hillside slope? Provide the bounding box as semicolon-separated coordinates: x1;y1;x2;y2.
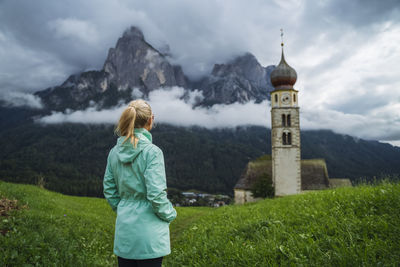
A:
1;181;400;266
0;181;209;266
1;123;399;197
166;181;400;266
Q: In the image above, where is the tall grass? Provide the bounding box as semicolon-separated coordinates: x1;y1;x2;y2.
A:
0;181;209;266
1;180;400;266
0;181;117;266
164;181;400;266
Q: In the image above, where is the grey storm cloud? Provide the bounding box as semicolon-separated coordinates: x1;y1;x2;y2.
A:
311;0;400;26
1;0;397;93
1;0;400;144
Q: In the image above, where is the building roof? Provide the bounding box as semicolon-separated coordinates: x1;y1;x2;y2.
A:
234;155;331;191
270;47;297;90
301;159;331;190
234;155;272;190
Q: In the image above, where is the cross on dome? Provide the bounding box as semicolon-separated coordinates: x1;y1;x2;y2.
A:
270;29;297;90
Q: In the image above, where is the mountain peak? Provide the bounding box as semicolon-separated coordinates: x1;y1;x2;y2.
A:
233;52;258;64
35;26;274;111
196;52;274;106
211;52;259;77
122;26;144;40
102;25;187;93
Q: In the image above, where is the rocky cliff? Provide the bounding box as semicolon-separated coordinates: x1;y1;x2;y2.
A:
35;26;274;111
103;26;188;92
194;53;274;106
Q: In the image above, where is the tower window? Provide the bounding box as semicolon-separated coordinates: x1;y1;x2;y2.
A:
282;133;287;145
282;132;292;145
293;94;296;102
275;94;278;103
282;114;291;127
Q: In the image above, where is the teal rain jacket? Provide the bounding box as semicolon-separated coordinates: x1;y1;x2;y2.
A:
103;128;177;260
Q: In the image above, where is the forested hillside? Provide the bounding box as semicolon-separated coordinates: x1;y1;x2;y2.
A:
0;123;399;196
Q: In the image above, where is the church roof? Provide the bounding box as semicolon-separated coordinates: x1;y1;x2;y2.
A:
234;155;273;190
234;155;331;191
270;47;297;90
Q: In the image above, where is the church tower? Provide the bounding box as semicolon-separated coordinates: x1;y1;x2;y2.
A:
270;37;301;196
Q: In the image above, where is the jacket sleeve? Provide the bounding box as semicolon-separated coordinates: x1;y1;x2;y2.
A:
144;146;177;223
103;152;120;212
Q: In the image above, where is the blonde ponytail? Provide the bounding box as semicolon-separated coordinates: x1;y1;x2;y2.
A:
114;99;152;147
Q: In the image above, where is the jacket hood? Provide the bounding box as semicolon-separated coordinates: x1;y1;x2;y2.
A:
116;128;153;163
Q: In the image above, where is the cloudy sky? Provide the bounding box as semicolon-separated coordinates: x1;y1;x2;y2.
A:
1;0;400;145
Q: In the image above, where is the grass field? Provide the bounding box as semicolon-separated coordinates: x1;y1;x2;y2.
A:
1;180;399;266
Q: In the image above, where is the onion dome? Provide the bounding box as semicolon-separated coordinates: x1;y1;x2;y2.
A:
270;47;297;90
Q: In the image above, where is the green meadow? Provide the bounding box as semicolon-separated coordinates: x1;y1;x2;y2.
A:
1;180;399;266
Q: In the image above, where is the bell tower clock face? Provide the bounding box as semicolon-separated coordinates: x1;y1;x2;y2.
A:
281;92;291;105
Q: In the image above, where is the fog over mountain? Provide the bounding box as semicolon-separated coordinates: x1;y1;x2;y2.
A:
34;26;274;113
0;0;400;145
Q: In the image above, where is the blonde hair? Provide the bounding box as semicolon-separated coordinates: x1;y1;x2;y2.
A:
114;99;152;146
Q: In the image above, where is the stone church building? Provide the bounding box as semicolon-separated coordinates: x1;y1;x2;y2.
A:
234;43;351;204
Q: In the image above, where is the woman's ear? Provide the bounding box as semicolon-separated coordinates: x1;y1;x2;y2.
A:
144;116;153;130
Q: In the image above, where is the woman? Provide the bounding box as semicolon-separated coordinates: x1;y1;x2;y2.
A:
103;99;177;267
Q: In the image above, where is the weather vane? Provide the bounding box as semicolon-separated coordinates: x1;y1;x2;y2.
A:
280;28;284;47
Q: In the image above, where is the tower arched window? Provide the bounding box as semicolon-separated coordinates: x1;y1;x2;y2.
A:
282;131;292;145
282;114;286;126
275;94;278;103
293;94;296;102
287;114;291;126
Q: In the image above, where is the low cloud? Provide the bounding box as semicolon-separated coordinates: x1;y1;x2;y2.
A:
149;88;269;128
48;18;99;45
38;87;400;144
301;106;400;142
38;87;269;128
0;91;43;108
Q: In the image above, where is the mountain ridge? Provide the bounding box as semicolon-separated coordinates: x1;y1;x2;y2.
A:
35;26;274;111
